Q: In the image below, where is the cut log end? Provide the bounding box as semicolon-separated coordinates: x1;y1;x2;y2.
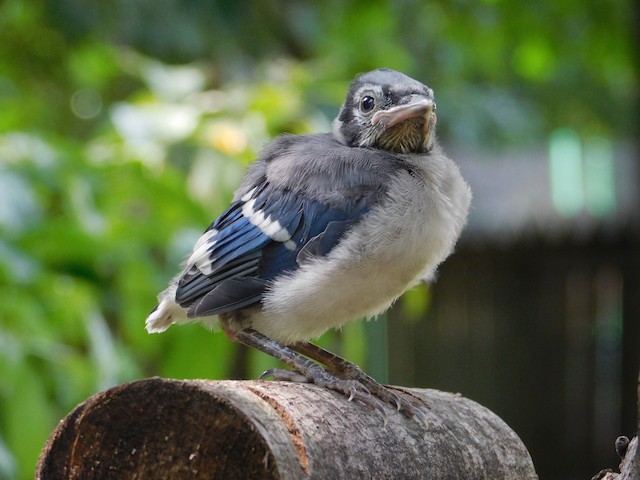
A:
37;377;538;480
38;378;278;479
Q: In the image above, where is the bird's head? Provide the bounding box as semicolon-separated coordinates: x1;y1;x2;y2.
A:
332;69;437;154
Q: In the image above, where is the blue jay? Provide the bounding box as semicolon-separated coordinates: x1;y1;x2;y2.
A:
146;69;471;416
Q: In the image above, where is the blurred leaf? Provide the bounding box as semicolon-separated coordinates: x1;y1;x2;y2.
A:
68;41;120;89
341;320;366;366
0;433;16;480
2;362;53;480
401;284;432;323
159;325;232;380
512;36;556;81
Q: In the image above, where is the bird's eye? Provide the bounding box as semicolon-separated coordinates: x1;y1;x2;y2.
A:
360;96;375;113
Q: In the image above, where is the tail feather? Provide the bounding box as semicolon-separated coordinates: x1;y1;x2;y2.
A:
145;283;186;333
145;301;178;333
145;282;220;333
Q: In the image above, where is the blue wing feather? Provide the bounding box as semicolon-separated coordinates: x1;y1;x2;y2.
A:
175;181;371;317
178;252;262;303
208;227;268;270
210;203;243;229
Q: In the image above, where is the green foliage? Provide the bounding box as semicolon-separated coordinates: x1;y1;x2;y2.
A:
0;0;635;478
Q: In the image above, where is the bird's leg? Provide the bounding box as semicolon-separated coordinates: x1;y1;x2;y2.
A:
226;328;386;415
289;341;422;418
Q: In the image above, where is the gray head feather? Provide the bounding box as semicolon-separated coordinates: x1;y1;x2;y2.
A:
332;69;437;154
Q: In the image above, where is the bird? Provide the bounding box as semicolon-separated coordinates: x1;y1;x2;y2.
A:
146;68;471;417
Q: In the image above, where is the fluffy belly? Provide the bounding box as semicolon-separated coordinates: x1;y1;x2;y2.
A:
254;215;448;343
252;165;470;344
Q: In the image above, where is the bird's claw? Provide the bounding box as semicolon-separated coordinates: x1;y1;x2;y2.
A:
260;365;421;426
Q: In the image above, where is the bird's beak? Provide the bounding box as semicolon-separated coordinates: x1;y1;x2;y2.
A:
371;97;435;130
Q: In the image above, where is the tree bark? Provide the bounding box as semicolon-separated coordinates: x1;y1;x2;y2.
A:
37;377;538;479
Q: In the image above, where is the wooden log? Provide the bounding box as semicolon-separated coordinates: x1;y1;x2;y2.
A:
618;436;639;480
37;377;538;479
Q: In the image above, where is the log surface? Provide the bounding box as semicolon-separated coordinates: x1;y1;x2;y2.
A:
37;377;538;479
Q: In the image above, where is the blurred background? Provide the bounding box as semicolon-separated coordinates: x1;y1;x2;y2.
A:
0;1;638;479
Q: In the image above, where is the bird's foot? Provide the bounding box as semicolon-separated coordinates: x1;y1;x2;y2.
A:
289;342;427;421
261;366;388;419
228;328;427;426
